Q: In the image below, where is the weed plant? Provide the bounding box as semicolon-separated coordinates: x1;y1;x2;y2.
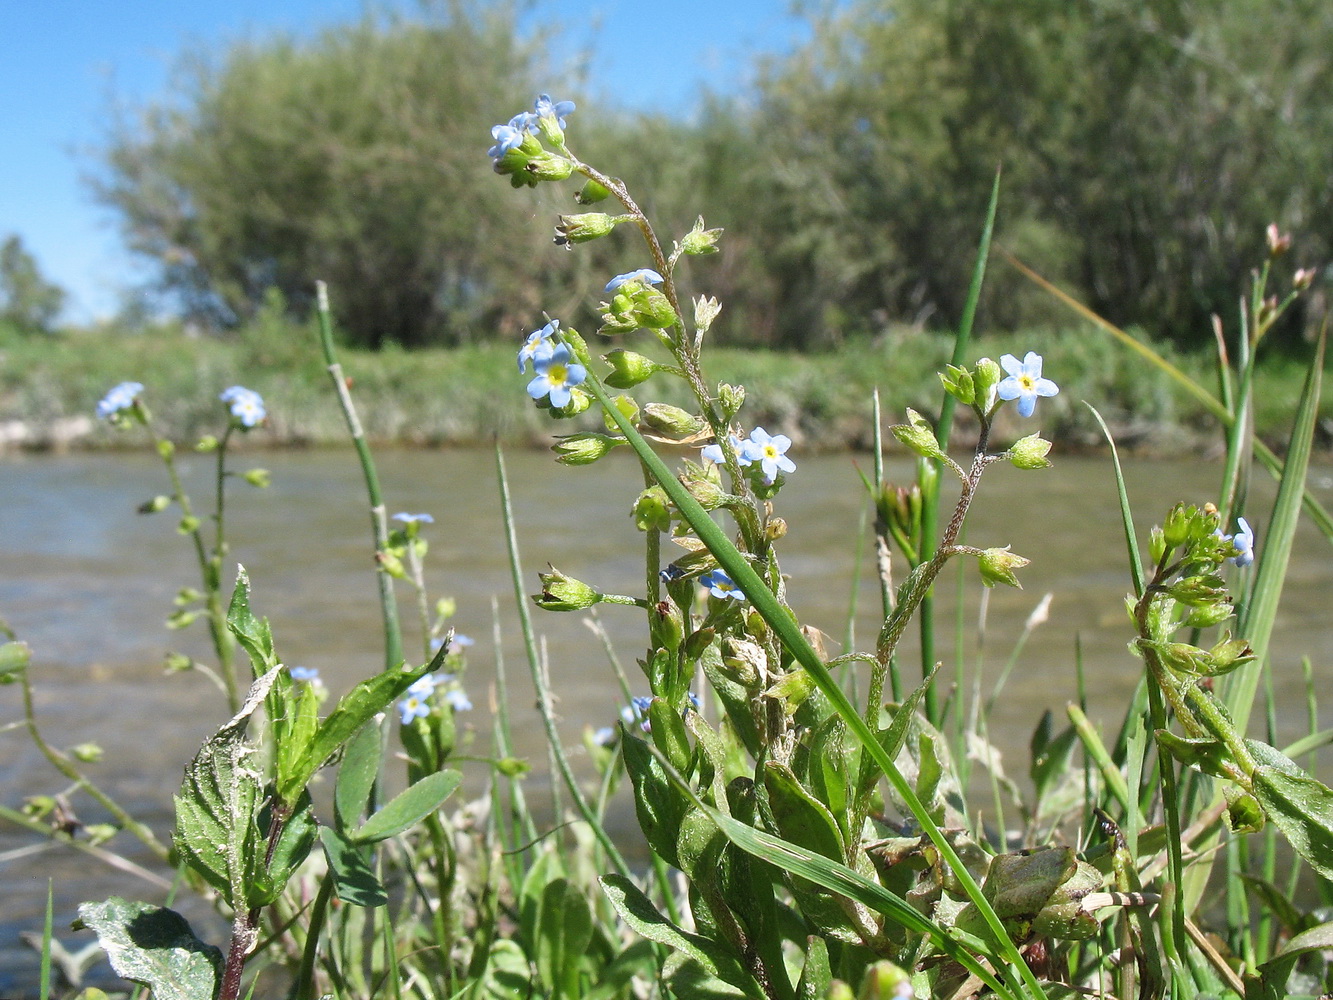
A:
2;94;1331;1000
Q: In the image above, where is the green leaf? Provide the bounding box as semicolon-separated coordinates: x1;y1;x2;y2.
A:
535;877;594;995
795;935;832;1000
281;658;430;803
621;730;689;867
249;791;318;907
599;874;761;996
75;899;222;1000
334;721;382;831
762;761;845;864
172;671;276;908
1250;753;1333;880
351;768;461;844
581;940;658;1000
318;825;387;907
225;566;277;675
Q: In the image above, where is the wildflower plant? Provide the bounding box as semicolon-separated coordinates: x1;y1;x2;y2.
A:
488;93;1333;1000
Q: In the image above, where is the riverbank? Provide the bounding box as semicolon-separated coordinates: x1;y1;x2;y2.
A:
1;321;1323;454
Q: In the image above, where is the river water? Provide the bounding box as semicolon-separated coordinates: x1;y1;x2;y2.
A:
2;447;1331;992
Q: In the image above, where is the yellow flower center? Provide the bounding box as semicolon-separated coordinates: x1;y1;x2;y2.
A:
1018;375;1035;391
548;362;569;384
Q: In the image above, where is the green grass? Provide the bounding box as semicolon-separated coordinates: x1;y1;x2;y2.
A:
0;317;1319;453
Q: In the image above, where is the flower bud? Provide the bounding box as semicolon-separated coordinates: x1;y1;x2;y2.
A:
766;517;788;542
533;567;602;612
695;295;722;333
138;494;172;515
1224;786;1264;833
1007;433;1052;470
857;961;914;999
1205;633;1254;676
550;386;592;417
641;403;704;438
977;547;1030;588
632;486;672;532
1294;267;1315;290
682;626;716;661
651;602;685;653
891;409;945;461
194;435;218;452
525;152;575;182
1266;222;1291;257
678;473;736;510
680;216;723;255
721;636;768;687
574;178;613;204
939;365;975;406
70;742;104;763
603;349;659;388
718;381;745;419
973;357;1001;409
637;286;680;329
554;213;621;246
242;468;271;488
552;432;620;466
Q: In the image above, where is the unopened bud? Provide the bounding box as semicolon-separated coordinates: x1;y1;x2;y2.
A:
641;403;703;438
574;178;613;204
1294;267;1315;290
718;382;745;419
680;216;723;256
679;473;736;510
721;637;768;687
632;486;672;532
977;547;1030;588
554;212;621;246
695;295;722;333
552;432;619;466
1008;434;1052;470
1266;223;1291;257
243;468;271;488
973;357;1002;409
603;349;659;388
533;567;602;611
138;494;172;514
891;409;945;461
525;152;575;182
939;365;975;406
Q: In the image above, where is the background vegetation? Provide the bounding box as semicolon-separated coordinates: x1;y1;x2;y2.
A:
73;0;1330;353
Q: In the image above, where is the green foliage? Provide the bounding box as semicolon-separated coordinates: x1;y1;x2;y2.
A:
74;900;222;1000
0;235;65;334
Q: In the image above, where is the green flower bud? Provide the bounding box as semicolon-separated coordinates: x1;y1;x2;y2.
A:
857;961;913;999
156;439;175;459
632;486;672;532
554;212;622;246
1007;433;1052;470
70;742;104;763
695;295;722;333
678;473;736;510
1206;633;1254;676
603;349;659;388
525;151;574;182
549;386;592;418
641;403;704;438
763;669;816;715
603;393;640;432
242;467;271;488
178;515;200;535
1182;599;1234;629
766;517;788;542
533;567;603;612
891;409;945;461
974;357;1001;408
682;626;716;661
193;435;217;452
680;215;723;255
496;756;532;778
721;637;768;688
1139;638;1211;674
163;652;193;673
166;608;200;630
637;286;680;329
378;550;407;580
827;983;856;1000
1224;786;1264;833
718;381;745;419
1162;502;1195;550
552;432;620;466
977;546;1030;588
574;177;613;204
651;602;685;653
939;364;975;406
137;494;172;514
1167;573;1227;606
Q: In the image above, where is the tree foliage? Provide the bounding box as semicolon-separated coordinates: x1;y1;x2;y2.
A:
0;235;66;333
96;0;1333;351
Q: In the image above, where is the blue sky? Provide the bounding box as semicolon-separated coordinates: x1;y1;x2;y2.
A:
0;1;813;323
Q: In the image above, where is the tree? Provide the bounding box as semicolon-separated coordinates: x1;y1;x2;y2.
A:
0;234;66;333
95;1;562;348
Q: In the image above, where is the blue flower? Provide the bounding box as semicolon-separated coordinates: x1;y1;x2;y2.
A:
593;725;616;747
605;268;664;293
289;666;320;683
518;319;559;373
996;352;1059;418
392;512;434;525
487;112;535;160
700;569;744;601
220;385;266;428
740;427;795;483
96;381;144;419
1230;517;1255;567
533;94;575;129
527;343;587;408
443;688;473;712
397;674;438;724
700;435;751;467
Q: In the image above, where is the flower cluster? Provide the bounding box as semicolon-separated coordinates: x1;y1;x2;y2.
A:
487;94;577;188
1222;516;1256;568
518;320;587;409
700;427;796;484
220;385;266;429
397;671;472;725
96;381;144;421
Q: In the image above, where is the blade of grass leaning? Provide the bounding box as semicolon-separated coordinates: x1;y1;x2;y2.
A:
1231;330;1324;734
1084;404;1144;598
581;371;1046;1000
494;444;630;878
1005;254;1333;541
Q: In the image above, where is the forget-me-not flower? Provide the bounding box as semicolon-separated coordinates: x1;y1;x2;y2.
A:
741;427;796;483
527;343;587;408
289;666;320;683
1230;517;1255;567
996;352;1059;418
398;674;438;724
488;112;535;161
533;94;575;129
605;268;664;293
220;385;266;428
700;435;751;468
96;382;144;419
518;320;559;373
700;569;744;601
392;512;434;525
443;688;473;712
